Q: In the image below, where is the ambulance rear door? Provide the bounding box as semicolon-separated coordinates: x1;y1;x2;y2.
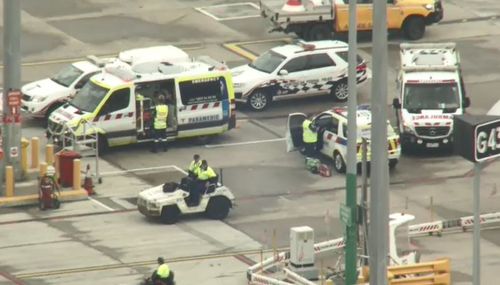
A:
175;75;231;138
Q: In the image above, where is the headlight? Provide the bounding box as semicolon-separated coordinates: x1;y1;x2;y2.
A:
424;3;434;10
33;95;48;102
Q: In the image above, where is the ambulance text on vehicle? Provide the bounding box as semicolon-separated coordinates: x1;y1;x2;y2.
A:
21;45;190;120
286;105;401;173
46;59;236;150
393;43;470;151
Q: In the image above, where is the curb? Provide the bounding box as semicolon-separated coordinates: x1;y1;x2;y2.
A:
0;189;89;207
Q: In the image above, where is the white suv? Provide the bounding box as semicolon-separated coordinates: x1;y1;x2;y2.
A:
287;105;401;173
21;46;190;120
231;40;368;111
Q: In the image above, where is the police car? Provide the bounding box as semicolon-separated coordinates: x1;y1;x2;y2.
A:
231;40;368;111
21;45;190;120
286;105;401;173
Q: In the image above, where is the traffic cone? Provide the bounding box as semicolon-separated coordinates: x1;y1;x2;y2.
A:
282;0;305;12
83;164;95;195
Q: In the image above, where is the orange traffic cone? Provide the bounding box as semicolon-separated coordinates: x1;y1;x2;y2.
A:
282;0;305;12
83;164;95;195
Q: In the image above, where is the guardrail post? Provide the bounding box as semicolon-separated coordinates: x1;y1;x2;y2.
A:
5;166;14;197
73;159;81;190
31;137;39;169
46;144;54;166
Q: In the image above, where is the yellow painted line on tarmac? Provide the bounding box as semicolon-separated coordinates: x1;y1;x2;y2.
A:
0;44;204;68
223;37;293;61
223;43;258;61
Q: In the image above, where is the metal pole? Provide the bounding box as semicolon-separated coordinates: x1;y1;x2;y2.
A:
370;0;389;283
473;162;481;285
361;138;369;266
345;0;358;282
2;0;23;188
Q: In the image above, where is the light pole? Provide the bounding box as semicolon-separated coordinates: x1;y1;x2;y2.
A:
344;0;359;282
369;0;390;283
2;0;23;195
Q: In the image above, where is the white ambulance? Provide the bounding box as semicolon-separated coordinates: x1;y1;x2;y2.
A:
286;105;401;173
22;45;190;120
46;58;236;151
392;43;470;152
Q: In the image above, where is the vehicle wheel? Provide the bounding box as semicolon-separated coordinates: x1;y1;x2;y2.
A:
247;90;271;111
331;81;348;101
307;24;332;41
206;196;231;220
333;151;346;174
389;159;398;170
403;17;426;40
400;141;412;155
160;205;180;224
97;135;108;155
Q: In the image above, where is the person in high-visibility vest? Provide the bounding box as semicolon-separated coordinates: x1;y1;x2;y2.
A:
152;95;169;153
151;257;174;285
188;154;202;177
302;118;318;157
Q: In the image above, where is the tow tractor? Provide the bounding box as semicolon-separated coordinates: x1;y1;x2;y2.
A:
137;171;235;224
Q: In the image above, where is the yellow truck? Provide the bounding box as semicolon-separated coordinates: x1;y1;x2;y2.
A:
260;0;443;40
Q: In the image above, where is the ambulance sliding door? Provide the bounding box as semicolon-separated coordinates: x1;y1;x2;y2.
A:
176;76;229;137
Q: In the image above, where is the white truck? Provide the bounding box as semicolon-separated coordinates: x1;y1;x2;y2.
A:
21;46;190;120
392;43;470;152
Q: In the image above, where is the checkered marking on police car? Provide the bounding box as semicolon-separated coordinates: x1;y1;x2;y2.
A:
93;112;134;122
187;114;220;124
179;102;221;112
260;79;337;95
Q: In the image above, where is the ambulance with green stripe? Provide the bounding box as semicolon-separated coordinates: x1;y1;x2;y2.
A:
47;59;236;150
287;105;401;173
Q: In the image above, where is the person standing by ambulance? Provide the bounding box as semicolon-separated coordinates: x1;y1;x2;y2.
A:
152;95;169;153
302;118;318;157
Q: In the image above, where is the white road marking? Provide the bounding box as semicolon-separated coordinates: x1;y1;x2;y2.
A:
205;138;285;148
88;196;114;211
100;165;187;176
195;2;260;21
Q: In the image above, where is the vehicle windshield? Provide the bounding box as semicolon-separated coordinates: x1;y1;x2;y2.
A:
70;80;109;113
403;83;460;111
50;64;84;88
249;51;286;73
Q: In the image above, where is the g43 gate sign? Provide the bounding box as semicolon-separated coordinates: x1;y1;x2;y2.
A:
454;115;500;162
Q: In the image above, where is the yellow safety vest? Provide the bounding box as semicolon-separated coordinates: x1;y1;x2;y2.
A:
154;104;168;130
156;263;170;278
188;160;202;175
303;119;317;143
198;166;217;181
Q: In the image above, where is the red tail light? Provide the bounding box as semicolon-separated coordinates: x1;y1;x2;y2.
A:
356;63;367;73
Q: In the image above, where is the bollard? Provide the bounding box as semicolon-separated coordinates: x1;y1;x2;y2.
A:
5;166;14;197
54;152;60;181
31;137;40;169
46;144;54;166
325;280;334;285
73;159;81;190
21;138;30;173
39;162;47;178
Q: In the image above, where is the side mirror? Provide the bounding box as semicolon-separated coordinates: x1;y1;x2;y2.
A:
463;97;471;108
392;98;401;109
279;69;289;76
75;81;85;89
